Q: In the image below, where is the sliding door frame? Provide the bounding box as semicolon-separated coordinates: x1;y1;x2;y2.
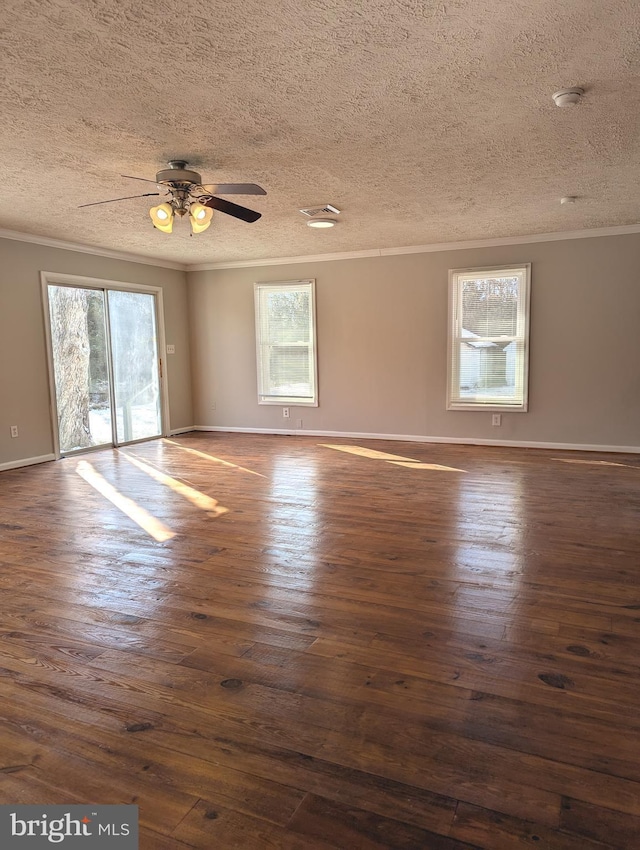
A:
41;271;170;459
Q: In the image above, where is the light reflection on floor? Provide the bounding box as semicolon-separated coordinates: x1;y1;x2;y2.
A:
451;465;525;626
265;455;320;590
268;457;319;533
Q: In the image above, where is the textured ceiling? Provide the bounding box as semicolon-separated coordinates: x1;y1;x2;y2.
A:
1;0;639;265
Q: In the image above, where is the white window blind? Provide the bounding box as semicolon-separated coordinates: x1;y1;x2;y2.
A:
447;264;531;411
254;280;318;406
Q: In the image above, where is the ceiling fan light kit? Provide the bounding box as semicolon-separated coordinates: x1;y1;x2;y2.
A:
82;160;265;235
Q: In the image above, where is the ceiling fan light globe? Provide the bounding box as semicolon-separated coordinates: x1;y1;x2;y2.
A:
190;202;214;233
190;216;212;234
150;202;174;232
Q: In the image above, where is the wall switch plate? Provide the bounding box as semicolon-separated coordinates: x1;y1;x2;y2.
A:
10;425;18;438
282;407;290;418
166;344;176;354
296;418;303;429
492;414;502;426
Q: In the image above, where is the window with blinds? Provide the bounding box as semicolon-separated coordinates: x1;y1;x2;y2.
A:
447;264;531;411
254;280;318;405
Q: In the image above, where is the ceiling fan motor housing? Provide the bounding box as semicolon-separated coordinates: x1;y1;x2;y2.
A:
155;161;202;186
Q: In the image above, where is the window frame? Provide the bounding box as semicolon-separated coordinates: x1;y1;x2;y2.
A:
447;263;531;412
254;279;319;406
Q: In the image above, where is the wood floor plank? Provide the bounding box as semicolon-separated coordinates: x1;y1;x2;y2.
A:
0;771;87;805
138;828;196;850
0;691;305;830
558;797;640;849
0;718;198;834
316;731;562;827
451;802;614;850
1;433;639;847
308;636;640;726
339;711;640;818
287;793;483;849
0;680;461;838
172;797;337;850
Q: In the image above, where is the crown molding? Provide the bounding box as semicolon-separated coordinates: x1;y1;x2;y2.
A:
186;248;380;271
379;223;640;256
185;223;640;271
2;221;640;275
0;228;185;271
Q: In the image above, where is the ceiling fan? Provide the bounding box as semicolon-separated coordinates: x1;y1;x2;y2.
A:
79;160;266;234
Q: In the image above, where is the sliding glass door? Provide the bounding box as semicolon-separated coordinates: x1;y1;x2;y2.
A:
47;282;162;455
108;290;161;444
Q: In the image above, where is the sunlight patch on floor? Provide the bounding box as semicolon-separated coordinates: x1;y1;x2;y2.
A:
119;451;229;517
163;439;266;477
320;444;419;462
320;444;466;472
387;461;466;471
76;460;175;542
554;458;638;469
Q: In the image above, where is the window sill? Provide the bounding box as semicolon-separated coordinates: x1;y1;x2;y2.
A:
447;402;528;412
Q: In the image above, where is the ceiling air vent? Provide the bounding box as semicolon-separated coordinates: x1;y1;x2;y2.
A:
299;204;341;217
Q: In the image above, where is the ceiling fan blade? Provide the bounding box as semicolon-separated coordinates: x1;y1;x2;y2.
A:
199;183;266;195
78;193;160;208
203;196;261;223
120;174;160;185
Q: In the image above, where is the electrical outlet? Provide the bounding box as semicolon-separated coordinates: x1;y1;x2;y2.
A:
492;414;502;427
166;344;176;354
10;425;19;438
282;407;290;419
296;418;303;429
210;401;216;410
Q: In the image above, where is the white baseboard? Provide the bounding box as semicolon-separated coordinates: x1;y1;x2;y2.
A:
192;426;640;454
169;426;196;435
0;453;56;472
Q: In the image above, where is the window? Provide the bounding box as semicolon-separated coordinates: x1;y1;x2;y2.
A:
254;279;318;405
447;264;531;411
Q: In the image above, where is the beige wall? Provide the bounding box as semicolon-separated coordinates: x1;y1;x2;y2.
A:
188;233;640;450
0;237;192;467
2;229;637;469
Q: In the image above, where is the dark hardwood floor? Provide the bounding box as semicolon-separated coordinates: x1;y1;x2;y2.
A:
1;433;639;849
